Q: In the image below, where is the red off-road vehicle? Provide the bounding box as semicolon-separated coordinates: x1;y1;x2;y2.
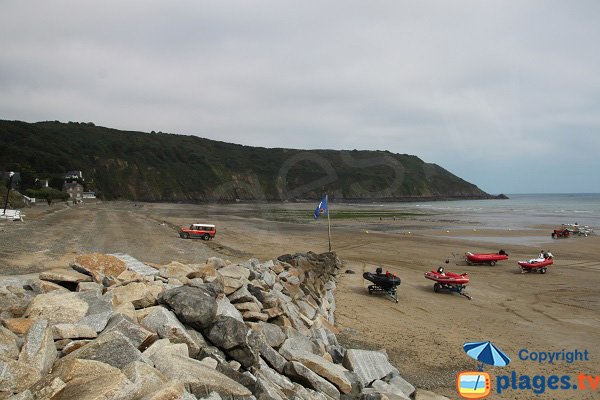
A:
179;224;216;240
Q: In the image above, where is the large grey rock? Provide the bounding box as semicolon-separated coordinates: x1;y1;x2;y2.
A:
387;375;416;399
29;377;66;400
284;361;340;400
159;261;195;279
342;349;397;386
111;282;163;309
278;334;319;361
77;291;113;332
0;359;41;396
144;339;189;359
24;290;112;333
287;350;357;394
215;361;257;393
222;277;244;295
159;286;218;330
260;270;276;288
103;313;157;350
113;300;138;322
206;257;227;270
255;376;287;400
52;323;98;340
255;322;286;348
61;330;144;369
296;299;317;320
234;302;262;313
122;360;169;399
197;345;228;365
0;325;19;360
204;316;259;368
7;390;34;400
77;281;103;294
242;311;269;322
0;284;35;318
274;296;308;334
186;327;209;353
39;268;92;284
109;253;159;276
371;380;410;400
139;306;200;357
293;385;332;400
219;265;251;280
311;323;338;348
141;381;187;400
256;358;296;394
152;352;252;398
228;285;263;306
18;319;57;375
48;357;124;383
60;339;93;356
257;338;287;373
52;371;133;400
216;295;244;322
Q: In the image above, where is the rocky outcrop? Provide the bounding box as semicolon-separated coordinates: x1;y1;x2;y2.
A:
0;251;441;399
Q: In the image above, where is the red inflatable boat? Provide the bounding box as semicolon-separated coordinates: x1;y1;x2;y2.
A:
518;257;553;274
424;270;470;285
424;267;471;299
465;250;508;266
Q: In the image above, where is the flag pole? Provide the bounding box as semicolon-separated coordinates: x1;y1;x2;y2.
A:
326;193;332;252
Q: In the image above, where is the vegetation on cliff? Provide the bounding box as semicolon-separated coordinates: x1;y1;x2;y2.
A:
0;120;493;202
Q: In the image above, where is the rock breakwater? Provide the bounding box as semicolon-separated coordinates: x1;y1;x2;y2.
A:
1;251;447;400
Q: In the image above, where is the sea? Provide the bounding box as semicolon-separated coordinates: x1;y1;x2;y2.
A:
409;193;600;230
345;194;600;244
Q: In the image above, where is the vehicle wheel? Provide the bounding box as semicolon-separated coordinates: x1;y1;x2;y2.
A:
433;283;441;293
540;268;547;274
203;234;210;240
184;233;190;239
489;260;496;266
368;287;373;295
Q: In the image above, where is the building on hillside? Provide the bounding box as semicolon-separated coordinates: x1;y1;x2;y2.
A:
63;181;84;203
65;170;83;180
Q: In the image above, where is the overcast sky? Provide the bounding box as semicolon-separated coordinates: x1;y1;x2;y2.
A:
1;1;599;194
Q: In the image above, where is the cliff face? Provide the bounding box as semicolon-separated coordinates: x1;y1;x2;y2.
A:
0;120;492;202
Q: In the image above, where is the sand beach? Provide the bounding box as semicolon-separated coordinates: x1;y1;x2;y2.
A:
1;199;599;399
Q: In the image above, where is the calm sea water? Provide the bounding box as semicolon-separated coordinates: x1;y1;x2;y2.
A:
350;193;600;231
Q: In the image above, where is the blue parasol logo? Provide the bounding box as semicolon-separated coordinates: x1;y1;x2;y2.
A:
463;341;511;371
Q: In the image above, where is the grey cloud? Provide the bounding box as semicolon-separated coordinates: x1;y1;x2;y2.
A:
1;0;599;193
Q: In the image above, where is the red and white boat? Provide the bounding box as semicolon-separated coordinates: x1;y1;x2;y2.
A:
465;250;508;266
424;270;470;285
518;254;554;274
424;267;471;299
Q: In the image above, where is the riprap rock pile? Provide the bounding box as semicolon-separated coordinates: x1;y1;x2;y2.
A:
0;251;439;400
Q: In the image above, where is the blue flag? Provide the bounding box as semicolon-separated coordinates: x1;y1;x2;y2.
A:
314;195;328;220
